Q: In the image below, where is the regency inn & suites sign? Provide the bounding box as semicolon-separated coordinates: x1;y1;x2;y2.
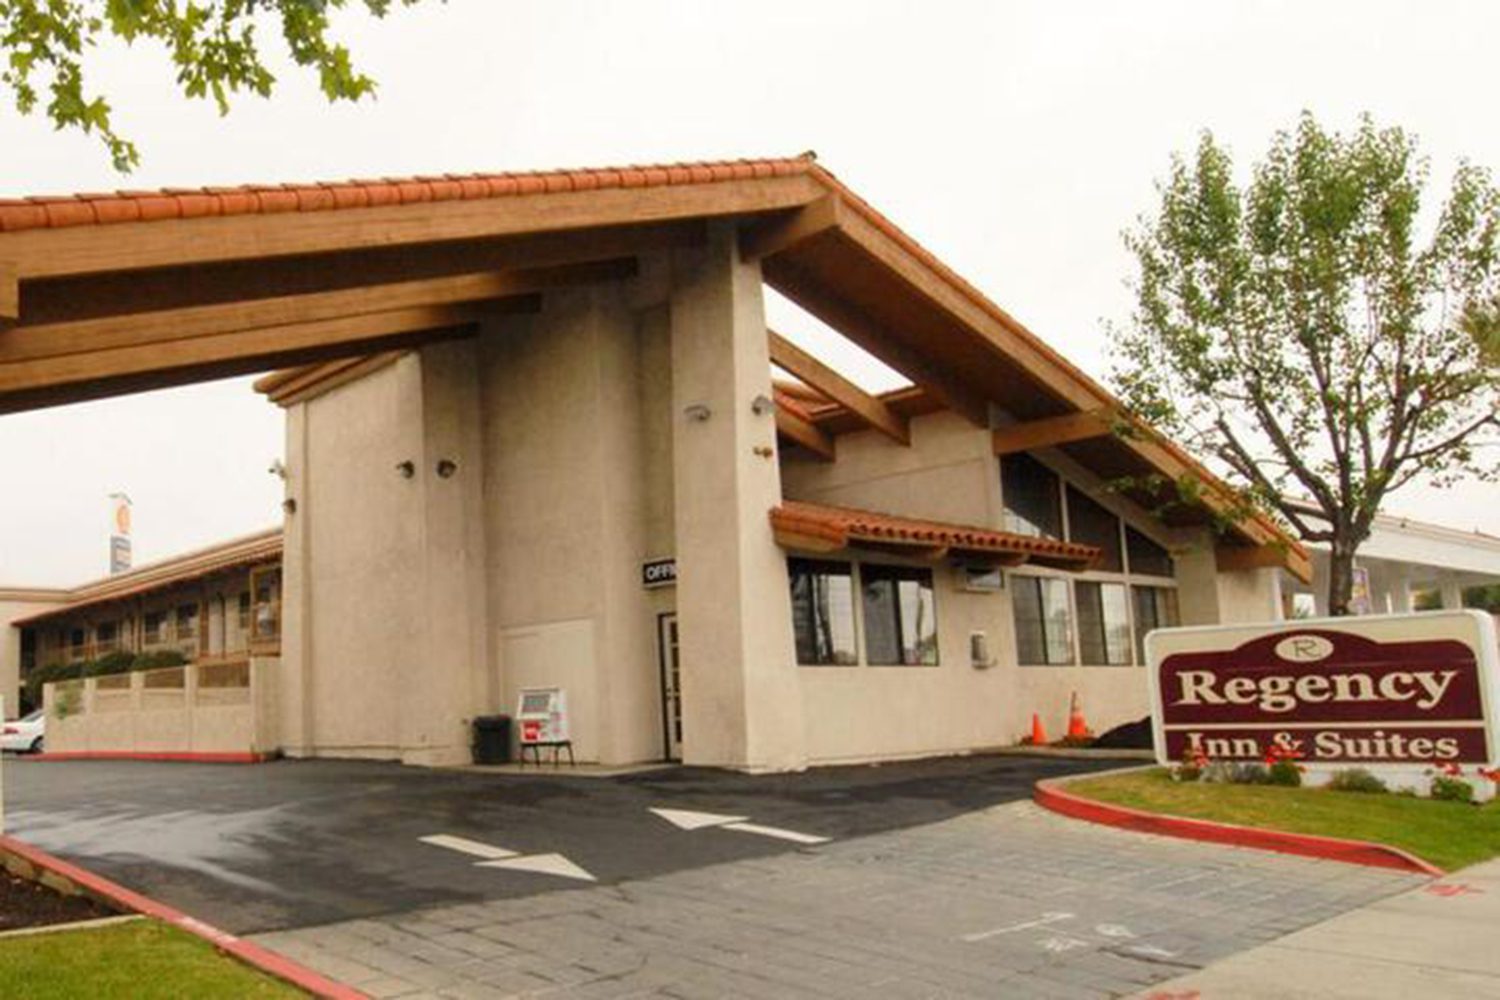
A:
1146;611;1500;789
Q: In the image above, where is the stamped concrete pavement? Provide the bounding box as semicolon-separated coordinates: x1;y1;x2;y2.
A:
252;800;1423;999
1131;857;1500;1000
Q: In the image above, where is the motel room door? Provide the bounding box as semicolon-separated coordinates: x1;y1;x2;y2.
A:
657;613;682;761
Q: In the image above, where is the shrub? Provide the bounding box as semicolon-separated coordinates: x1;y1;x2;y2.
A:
133;649;188;670
1327;768;1388;794
1266;760;1303;787
24;661;85;707
1203;762;1270;785
1431;775;1475;803
85;651;136;677
1173;747;1209;782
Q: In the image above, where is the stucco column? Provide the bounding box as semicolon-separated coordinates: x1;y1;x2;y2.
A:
277;404;313;756
669;222;805;772
1440;576;1465;610
1391;572;1414;613
400;339;490;766
1173;534;1221;625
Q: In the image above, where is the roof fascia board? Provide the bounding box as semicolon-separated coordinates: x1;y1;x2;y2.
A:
1;175;825;280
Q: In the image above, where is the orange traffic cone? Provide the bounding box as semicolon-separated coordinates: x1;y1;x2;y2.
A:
1030;712;1048;746
1067;691;1091;739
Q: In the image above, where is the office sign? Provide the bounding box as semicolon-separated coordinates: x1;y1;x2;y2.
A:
641;557;676;589
1147;611;1499;768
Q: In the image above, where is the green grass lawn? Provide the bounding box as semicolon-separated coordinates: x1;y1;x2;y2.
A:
1065;767;1500;871
0;918;304;999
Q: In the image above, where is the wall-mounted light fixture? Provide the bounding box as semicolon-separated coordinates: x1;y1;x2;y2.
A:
683;403;712;422
750;394;775;416
436;459;458;479
267;458;287;480
282;498;298;515
396;460;416;479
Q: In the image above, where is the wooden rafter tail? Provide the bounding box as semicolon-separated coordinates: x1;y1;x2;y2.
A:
992;408;1114;454
775;407;836;460
766;261;991;428
768;329;909;445
0;260;16;329
739;195;844;261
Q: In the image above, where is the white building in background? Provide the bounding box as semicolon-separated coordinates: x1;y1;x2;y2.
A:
1281;502;1500;618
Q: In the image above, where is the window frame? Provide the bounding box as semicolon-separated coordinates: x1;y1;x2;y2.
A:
1003;452;1179;668
859;561;940;667
789;557;860;667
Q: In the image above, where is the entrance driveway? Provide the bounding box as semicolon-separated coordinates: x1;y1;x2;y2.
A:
5;756;1422;998
4;753;1116;934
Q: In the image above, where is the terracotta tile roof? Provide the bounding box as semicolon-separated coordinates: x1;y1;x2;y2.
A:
11;528;283;626
770;500;1100;570
0;156;819;233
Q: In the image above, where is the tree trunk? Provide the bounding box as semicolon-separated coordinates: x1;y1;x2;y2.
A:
1326;538;1357;616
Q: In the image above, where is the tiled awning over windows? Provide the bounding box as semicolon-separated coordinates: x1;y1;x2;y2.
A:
770;500;1100;571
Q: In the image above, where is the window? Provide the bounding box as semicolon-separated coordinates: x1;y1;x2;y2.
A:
1132;585;1180;663
789;559;858;665
1013;575;1074;665
237;592;251;630
176;604;199;641
1001;453;1062;538
1077;582;1132;665
251;567;282;642
1126;527;1174;578
96;621;118;653
1066;487;1123;572
68;628;85;658
144;612;164;644
861;564;938;665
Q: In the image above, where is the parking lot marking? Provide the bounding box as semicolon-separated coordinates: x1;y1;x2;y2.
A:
649;808;748;830
962;912;1075;943
722;821;830;844
650;807;830;844
418;834;518;860
477;853;597;882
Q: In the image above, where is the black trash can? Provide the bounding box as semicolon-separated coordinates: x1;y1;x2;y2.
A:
472;715;512;765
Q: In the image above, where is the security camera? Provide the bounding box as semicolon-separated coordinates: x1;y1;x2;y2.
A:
267;459;287;479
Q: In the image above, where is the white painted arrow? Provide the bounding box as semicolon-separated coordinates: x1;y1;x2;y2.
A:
419;834;596;882
650;808;830;844
418;834;518;860
649;808;747;830
478;853;597;882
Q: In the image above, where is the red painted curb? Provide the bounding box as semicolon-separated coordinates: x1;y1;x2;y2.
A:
31;751;270;764
1034;776;1445;877
0;835;365;999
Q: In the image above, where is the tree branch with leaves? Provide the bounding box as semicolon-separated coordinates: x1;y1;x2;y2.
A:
1;0;431;172
1113;113;1500;614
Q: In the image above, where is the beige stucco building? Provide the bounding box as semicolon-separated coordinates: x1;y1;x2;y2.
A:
0;154;1334;769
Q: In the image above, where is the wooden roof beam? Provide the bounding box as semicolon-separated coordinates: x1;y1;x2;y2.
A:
0;258;632;368
992;408;1113;455
0;261;15;328
0;299;533;412
1216;543;1297;574
768;262;990;428
776;407;836;460
768;329;909;445
739;196;843;261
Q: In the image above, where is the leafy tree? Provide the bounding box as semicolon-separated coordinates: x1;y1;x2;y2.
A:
1;0;429;172
1114;114;1500;615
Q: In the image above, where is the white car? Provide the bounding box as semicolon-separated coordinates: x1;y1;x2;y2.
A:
1;710;45;754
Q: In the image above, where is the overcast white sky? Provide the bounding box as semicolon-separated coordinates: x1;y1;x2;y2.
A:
1;0;1496;585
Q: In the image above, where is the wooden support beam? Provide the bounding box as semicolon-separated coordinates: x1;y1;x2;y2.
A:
1215;544;1295;574
0;260;16;328
0;298;532;408
0;258;634;366
992;408;1113;455
766;261;991;428
739;196;843;261
775;407;836;460
770;527;844;554
768;329;909;445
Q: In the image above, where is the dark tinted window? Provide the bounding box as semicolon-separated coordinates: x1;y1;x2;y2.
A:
1001;453;1062;539
789;559;857;665
1066;487;1123;572
1126;527;1174;577
861;564;938;665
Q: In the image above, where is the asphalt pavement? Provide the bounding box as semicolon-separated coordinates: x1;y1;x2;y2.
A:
3;752;1119;934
